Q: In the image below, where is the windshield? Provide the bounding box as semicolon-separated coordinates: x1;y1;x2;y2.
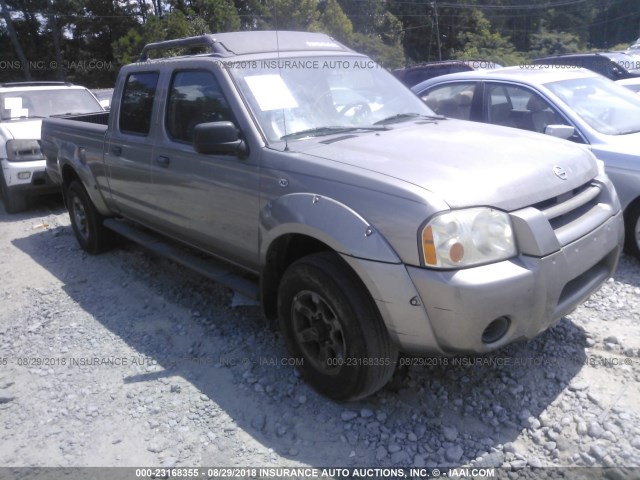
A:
0;89;102;121
545;76;640;135
229;56;435;143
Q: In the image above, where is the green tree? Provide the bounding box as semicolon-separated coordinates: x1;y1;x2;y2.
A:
336;0;404;67
589;0;640;49
320;0;352;42
0;0;32;80
528;29;582;58
454;9;524;65
113;10;196;65
348;32;405;69
265;0;321;31
188;0;240;32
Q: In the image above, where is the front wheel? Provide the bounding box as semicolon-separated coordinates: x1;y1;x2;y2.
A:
625;203;640;261
278;252;398;401
66;180;113;254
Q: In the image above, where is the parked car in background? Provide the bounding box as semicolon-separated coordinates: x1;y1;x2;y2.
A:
412;67;640;259
92;88;114;110
464;59;504;70
532;52;640;80
393;61;474;87
0;81;103;213
616;77;640;94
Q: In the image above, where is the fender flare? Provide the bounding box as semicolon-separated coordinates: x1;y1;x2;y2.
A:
260;192;401;264
57;140;111;216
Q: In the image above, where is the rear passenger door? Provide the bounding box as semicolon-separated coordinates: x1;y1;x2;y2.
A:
105;70;160;222
150;68;260;268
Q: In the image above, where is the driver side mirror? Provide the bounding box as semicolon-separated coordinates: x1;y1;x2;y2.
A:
544;124;575;140
193;121;248;158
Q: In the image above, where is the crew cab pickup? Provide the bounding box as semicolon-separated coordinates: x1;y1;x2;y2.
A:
0;81;103;213
42;32;624;401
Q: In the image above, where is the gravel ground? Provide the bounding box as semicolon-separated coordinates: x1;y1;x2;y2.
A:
1;199;639;477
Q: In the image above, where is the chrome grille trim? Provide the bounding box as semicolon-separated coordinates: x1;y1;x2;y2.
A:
540;184;602;221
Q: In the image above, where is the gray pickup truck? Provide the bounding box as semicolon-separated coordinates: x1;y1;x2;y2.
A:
42;31;624;401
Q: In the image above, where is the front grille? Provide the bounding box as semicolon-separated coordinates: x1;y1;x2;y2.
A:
531;181;611;246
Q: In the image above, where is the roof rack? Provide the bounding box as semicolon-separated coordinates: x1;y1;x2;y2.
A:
1;81;73;88
138;35;231;62
138;32;350;62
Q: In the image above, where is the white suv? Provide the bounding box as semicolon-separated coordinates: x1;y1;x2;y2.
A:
0;82;103;213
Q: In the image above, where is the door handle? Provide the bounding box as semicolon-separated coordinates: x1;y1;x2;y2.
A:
156;156;170;167
111;146;122;156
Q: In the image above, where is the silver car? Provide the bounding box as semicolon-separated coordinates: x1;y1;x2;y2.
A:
413;67;640;259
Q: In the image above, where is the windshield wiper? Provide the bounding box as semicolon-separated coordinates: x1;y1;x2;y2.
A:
373;113;445;125
280;125;387;140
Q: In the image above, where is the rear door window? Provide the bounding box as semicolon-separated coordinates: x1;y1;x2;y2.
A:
119;72;159;135
419;82;477;120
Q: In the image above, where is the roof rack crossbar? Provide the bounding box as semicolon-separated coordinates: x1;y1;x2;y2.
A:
138;35;228;61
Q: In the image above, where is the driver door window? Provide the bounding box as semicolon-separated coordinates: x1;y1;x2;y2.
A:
486;84;567;133
166;70;234;143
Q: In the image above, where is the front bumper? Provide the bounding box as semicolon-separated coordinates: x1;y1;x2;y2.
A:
345;211;623;355
1;158;59;194
407;211;623;354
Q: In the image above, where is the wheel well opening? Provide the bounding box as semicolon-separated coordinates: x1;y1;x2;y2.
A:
61;164;80;189
624;197;640;221
261;234;332;320
624;196;640;254
60;165;81;206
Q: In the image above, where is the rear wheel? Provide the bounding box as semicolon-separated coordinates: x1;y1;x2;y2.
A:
625;203;640;261
0;172;27;214
278;252;398;401
67;180;113;254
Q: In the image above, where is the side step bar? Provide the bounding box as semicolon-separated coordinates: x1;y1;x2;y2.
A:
103;219;259;300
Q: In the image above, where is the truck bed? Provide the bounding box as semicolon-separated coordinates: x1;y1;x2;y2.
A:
54;111;110;125
41;112;110;186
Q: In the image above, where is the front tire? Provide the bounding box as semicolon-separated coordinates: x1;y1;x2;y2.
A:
67;180;113;254
625;203;640;261
278;252;398;401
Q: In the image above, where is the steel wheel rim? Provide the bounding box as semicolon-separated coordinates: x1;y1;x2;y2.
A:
635;214;640;252
291;290;346;374
71;195;89;241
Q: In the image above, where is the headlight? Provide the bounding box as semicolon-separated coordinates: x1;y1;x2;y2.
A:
421;208;517;269
595;159;606;177
6;139;44;162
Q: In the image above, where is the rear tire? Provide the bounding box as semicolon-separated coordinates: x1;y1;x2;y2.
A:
278;252;398;401
625;203;640;261
0;172;27;214
67;180;113;254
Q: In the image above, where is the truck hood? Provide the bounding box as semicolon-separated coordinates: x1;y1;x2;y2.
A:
299;120;598;211
0;119;43;141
